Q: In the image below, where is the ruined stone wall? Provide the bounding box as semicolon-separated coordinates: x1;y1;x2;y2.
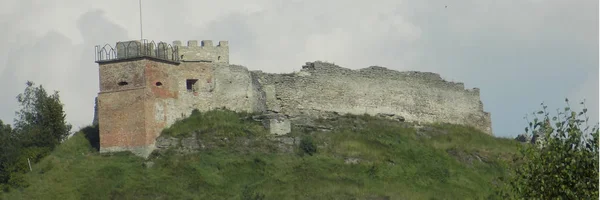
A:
253;61;492;135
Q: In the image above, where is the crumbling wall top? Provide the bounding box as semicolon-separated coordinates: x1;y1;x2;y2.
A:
299;61;478;94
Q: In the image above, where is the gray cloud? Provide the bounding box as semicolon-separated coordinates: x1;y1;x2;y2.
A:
0;0;596;137
0;9;129;130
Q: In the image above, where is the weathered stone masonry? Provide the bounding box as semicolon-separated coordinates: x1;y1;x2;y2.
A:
95;39;492;157
253;62;492;135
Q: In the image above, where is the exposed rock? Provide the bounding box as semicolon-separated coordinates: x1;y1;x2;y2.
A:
376;113;405;122
155;133;301;154
344;157;361;165
301;62;315;70
256;113;291;135
271;137;297;145
156;136;179;149
181;136;200;150
269;136;300;153
143;161;154;168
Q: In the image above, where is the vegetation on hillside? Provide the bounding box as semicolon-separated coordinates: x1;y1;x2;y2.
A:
3;108;521;199
498;99;599;199
0;81;71;190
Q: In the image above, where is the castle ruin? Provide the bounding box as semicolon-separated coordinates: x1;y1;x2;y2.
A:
94;39;492;157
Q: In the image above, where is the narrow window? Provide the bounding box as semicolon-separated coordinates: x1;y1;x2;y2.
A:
118;81;128;86
186;79;198;92
217;56;221;61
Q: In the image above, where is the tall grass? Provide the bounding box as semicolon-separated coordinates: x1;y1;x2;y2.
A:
161;109;267;139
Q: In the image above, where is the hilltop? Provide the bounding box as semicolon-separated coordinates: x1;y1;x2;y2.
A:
1;109;519;200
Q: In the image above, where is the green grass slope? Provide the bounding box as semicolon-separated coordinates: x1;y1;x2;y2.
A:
1;110;519;200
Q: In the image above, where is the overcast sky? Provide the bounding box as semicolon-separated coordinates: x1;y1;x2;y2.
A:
0;0;597;138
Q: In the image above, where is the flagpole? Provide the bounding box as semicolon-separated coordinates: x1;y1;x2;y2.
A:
139;0;143;41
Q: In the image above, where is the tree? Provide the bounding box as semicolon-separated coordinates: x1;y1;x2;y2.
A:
0;81;72;189
13;81;72;149
502;99;599;199
0;120;18;187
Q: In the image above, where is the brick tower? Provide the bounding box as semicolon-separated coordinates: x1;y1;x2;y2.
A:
94;39;229;157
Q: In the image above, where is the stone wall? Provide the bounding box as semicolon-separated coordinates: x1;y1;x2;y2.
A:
145;62;266;128
173;40;229;63
252;61;492;135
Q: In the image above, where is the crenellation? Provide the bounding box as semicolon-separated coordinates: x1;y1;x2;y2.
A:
176;39;229;64
201;40;213;47
187;40;198;47
218;41;228;47
173;40;182;46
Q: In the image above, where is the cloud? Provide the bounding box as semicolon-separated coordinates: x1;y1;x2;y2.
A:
0;0;596;138
0;8;129;130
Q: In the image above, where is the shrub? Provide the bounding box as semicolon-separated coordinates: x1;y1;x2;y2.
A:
501;99;599;199
240;185;265;200
80;125;100;151
299;136;317;156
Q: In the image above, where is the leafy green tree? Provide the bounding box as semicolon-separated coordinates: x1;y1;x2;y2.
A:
0;120;19;189
501;99;599;199
0;81;72;189
13;81;72;149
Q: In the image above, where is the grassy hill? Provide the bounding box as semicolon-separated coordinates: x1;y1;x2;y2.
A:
1;110;520;200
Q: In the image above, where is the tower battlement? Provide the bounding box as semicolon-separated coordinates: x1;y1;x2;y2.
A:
94;39;229;64
173;40;229;63
95;40;180;63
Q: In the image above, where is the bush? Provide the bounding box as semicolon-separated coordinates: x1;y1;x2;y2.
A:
501;99;599;199
80;125;100;151
299;136;317;156
240;185;265;200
